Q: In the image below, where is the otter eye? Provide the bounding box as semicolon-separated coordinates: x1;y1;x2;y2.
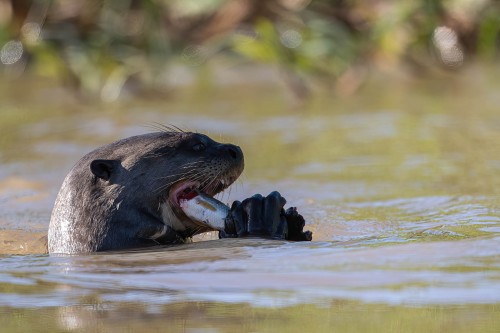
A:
192;143;206;151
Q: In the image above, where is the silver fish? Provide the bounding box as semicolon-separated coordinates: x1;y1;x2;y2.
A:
179;192;229;231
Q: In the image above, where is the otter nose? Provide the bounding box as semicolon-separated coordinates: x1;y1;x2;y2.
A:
226;144;243;161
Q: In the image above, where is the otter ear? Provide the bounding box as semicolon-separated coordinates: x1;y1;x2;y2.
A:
90;159;118;181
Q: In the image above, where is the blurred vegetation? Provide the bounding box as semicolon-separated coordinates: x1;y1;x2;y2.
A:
1;0;500;101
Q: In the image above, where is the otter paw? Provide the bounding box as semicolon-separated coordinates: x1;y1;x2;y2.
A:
283;207;313;241
220;191;312;241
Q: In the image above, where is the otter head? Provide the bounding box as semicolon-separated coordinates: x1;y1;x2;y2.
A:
48;130;244;254
90;131;244;236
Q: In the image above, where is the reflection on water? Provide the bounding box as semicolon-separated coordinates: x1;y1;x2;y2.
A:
1;301;498;333
0;71;500;331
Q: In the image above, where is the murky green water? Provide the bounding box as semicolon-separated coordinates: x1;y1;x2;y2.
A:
0;66;499;332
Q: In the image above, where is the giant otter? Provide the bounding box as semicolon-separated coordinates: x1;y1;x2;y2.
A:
48;128;310;254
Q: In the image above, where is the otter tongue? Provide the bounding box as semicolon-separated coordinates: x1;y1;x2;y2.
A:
179;189;199;201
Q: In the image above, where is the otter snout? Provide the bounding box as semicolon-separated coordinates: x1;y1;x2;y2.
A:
224;144;243;163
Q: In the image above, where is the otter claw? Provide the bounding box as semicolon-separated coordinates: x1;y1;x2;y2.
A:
220;191;312;241
284;207;313;241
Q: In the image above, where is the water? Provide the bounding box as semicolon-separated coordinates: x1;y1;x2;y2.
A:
0;69;499;332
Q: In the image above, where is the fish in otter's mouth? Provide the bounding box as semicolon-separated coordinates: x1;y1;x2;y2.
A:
155;131;244;234
164;175;239;233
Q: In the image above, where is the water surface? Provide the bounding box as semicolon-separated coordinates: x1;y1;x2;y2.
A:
0;70;499;332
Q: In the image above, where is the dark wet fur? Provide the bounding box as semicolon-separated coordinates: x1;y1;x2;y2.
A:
48;131;243;254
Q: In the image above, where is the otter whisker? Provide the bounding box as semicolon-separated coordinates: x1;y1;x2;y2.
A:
155;167;205;181
201;169;224;195
154;170;199;180
152;173;197;194
181;162;205;169
153;168;210;195
179;159;204;165
153;162;204;178
181;161;203;166
154;174;189;181
183;169;205;180
236;176;245;193
182;159;204;164
181;163;205;169
152;175;197;191
154;176;193;193
185;173;208;185
146;122;189;134
152;183;172;195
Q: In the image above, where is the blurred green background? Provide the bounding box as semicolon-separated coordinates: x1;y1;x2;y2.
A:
1;0;499;101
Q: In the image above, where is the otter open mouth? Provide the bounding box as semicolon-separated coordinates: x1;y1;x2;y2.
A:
168;177;235;211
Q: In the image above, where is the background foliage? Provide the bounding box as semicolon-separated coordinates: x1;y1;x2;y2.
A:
1;0;500;100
